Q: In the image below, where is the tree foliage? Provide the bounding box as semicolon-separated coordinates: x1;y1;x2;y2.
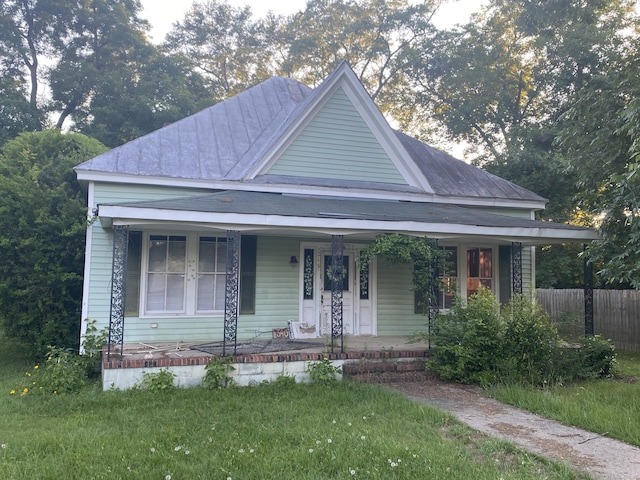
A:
559;36;640;287
359;234;449;311
0;130;107;356
1;0;640;288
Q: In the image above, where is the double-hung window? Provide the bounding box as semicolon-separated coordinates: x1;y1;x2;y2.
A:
146;235;187;313
143;234;227;316
466;247;493;298
196;237;227;312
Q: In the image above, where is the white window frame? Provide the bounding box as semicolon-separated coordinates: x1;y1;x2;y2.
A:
140;232;227;317
436;244;497;308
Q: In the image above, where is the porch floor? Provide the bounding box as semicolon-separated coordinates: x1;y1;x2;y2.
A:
103;336;431;370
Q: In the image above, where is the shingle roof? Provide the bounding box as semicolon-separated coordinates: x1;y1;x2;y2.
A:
395;132;546;203
76;66;546;204
105;190;582;234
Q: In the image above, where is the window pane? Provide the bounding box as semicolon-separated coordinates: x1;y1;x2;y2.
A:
146;273;166;311
467;248;479;278
303;249;314;300
323;255;349;291
167;237;186;272
479;249;492;278
197;274;214;311
217;242;227;272
166;274;185;310
148;238;166;272
466;247;493;299
199;239;216;272
467;278;481;297
214;273;226;310
443;279;456;309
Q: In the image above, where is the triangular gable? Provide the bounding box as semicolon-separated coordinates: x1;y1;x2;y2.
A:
266;87;407;184
246;62;434;193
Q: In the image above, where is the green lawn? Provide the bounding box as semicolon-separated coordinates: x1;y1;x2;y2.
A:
489;350;640;447
0;338;589;480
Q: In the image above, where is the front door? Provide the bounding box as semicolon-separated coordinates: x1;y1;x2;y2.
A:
320;253;355;335
299;245;376;336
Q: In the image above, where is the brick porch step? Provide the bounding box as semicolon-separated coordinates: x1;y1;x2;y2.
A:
342;359;434;383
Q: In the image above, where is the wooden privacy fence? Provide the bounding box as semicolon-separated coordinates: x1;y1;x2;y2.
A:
536;289;640;352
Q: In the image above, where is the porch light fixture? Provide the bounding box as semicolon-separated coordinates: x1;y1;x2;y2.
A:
290;255;299;265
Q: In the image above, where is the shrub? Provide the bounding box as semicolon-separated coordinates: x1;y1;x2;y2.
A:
79;319;107;379
138;369;176;392
306;356;342;384
502;295;560;385
429;289;615;387
550;336;616;384
203;356;236;389
271;375;297;387
0;131;108;357
429;288;504;385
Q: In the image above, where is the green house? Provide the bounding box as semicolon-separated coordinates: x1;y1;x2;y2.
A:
75;62;596;361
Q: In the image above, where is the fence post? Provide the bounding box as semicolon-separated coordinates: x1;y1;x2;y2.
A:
583;244;594;337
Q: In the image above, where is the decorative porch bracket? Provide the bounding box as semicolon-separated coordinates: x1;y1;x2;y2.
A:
584;244;594;336
223;230;241;356
511;242;523;296
331;234;344;353
107;225;129;361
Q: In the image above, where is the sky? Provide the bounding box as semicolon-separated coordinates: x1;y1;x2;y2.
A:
141;0;488;43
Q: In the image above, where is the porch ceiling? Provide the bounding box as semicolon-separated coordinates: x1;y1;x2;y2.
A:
97;190;598;245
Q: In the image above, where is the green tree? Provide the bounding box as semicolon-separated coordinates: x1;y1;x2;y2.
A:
48;0;151;130
0;130;108;356
406;0;636;287
559;38;640;288
280;0;438;124
164;0;275;99
72;48;214;147
0;0;73;128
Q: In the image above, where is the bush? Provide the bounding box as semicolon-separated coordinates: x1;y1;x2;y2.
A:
0;131;108;357
429;288;615;387
138;369;176;392
305;356;342;384
203;356;236;389
10;321;107;396
550;336;616;384
429;288;504;385
502;295;560;385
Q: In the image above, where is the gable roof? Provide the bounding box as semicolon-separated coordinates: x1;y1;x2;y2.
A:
75;62;546;207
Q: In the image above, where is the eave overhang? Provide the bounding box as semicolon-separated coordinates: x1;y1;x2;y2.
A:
76;171;549;211
96;192;598;246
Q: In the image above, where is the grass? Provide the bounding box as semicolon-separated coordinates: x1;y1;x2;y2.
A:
489;350;640;447
0;338;589;480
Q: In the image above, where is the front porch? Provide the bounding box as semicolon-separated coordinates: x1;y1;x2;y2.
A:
101;336;431;390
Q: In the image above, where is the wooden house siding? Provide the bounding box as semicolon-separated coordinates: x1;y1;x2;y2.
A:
86;226;114;331
86;230;302;343
249;236;300;331
376;259;426;336
267;88;407;184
